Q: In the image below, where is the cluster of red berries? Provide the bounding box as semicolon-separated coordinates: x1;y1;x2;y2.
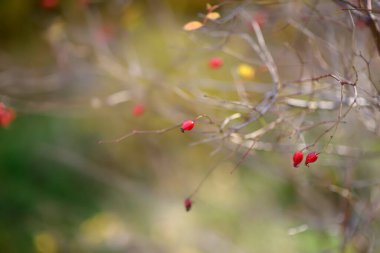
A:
293;151;318;167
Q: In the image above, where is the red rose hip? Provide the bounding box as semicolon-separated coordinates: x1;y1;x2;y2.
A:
181;120;195;133
208;57;223;69
292;151;303;167
254;12;267;27
305;152;318;166
132;104;145;117
0;103;16;128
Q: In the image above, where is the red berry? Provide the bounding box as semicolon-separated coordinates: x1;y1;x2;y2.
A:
254;12;267;27
96;25;114;43
132;104;145;117
184;198;192;212
41;0;59;8
305;152;318;166
355;19;365;29
208;57;223;69
0;104;16;128
292;151;303;167
181;120;195;133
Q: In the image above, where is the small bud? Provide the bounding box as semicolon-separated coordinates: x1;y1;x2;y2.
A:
184;198;192;212
132;104;145;117
208;57;223;69
292;151;303;167
181;120;195;133
305;152;318;166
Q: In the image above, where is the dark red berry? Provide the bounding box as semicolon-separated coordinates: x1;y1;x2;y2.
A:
305;152;318;166
184;198;192;212
208;57;223;69
292;151;303;167
181;120;195;133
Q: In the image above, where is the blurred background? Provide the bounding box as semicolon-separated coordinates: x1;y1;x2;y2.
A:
1;0;380;252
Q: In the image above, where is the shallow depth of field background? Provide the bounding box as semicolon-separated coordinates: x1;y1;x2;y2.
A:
1;0;380;253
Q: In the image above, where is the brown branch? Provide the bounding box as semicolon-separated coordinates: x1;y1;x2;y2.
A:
98;124;181;144
230;140;255;174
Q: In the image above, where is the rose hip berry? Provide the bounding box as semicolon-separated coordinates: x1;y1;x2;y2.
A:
208;57;223;69
292;151;303;167
0;103;16;128
184;198;192;212
181;120;195;133
132;104;145;117
254;12;267;27
305;152;318;166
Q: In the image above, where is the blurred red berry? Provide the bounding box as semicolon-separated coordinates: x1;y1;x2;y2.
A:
208;57;223;69
132;104;145;117
292;151;303;167
0;104;16;128
41;0;59;8
305;152;318;166
355;18;367;29
96;25;114;43
181;120;195;133
184;198;192;212
254;12;267;27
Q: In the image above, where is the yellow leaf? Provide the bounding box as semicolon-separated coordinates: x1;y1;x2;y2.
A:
206;3;212;11
238;64;256;80
206;12;221;20
34;232;57;253
183;21;203;31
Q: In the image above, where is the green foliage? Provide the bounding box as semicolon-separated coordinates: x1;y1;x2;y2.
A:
0;115;102;251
